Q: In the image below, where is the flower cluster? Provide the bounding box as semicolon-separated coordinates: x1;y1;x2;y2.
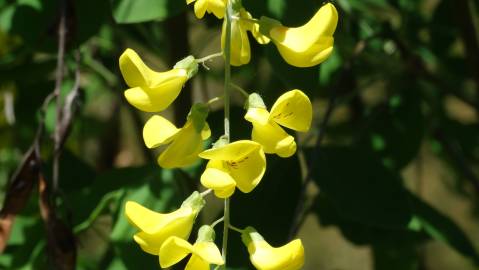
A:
119;0;338;269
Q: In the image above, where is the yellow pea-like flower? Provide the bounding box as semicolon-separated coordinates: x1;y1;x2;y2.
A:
143;104;211;168
125;191;205;255
259;3;338;67
199;140;266;198
242;227;305;270
119;49;197;112
159;225;224;269
221;8;260;66
244;90;312;158
186;0;227;19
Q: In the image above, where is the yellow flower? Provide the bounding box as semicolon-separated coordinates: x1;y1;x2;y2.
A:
199;140;266;198
159;225;224;269
244;90;312;157
186;0;227;19
125;191;205;255
259;3;338;67
119;49;197;112
143;104;211;168
220;3;270;66
242;227;305;270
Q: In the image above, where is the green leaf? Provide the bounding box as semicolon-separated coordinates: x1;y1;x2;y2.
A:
362;85;424;170
110;0;186;24
309;144;413;228
408;192;479;263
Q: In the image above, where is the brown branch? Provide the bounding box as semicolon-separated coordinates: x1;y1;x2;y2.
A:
453;0;479;88
53;0;68;192
390;32;479;110
288;92;336;239
288;39;367;239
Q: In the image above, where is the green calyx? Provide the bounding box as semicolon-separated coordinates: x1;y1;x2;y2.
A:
188;103;209;133
174;55;198;79
241;226;264;246
258;16;282;38
196;225;216;243
247;93;267;110
181;191;206;213
212;135;229;149
231;0;243;13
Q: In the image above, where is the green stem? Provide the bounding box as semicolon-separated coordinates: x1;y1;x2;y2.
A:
196;52;223;63
230;82;249;98
212;216;225;228
228;224;244;233
207;95;224;106
222;1;233;269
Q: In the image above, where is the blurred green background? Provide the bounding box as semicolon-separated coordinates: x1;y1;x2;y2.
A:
0;0;479;269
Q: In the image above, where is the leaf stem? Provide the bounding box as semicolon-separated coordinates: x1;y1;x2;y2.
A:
228;224;244;233
230;82;249;98
200;188;213;197
207;96;224;106
211;216;225;228
196;52;223;63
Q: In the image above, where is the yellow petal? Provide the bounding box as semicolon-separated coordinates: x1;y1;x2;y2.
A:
125;201;192;234
123;70;188;112
249;239;305;270
245;107;270;126
269;3;338;67
270;3;337;52
206;0;226;19
194;0;208;19
199;140;261;161
251;120;296;157
185;255;210;270
119;48;155;88
226;145;266;193
143;115;179;148
200;162;237;198
159;236;194;268
222;13;251;66
125;202;196;255
133;232;163;255
269;90;312;132
158;121;205;168
201;123;211;140
193;241;225;265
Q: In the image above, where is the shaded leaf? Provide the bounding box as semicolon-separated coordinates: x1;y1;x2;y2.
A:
408;192;479;263
110;0;186;24
309;144;413;228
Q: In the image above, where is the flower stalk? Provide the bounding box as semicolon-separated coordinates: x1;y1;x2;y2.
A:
222;0;233;268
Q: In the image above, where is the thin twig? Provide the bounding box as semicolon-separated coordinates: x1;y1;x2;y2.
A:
53;0;67;192
288;92;336;239
435;130;479;193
